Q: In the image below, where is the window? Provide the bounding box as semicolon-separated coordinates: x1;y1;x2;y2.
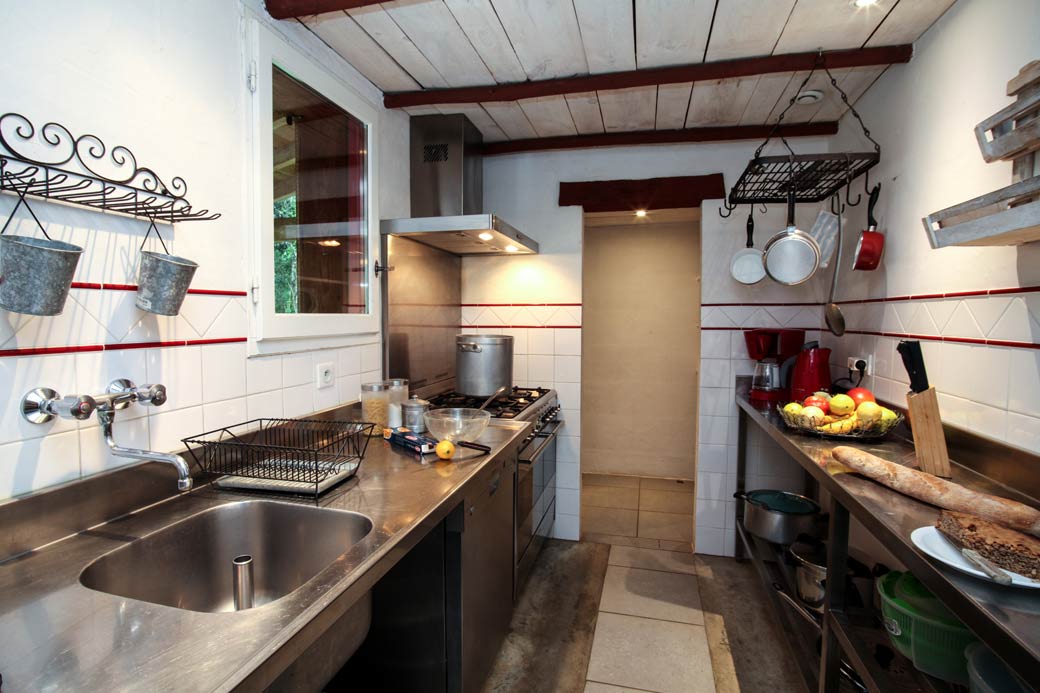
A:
253;24;380;342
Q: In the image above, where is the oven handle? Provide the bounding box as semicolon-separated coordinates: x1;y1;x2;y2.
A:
520;429;557;464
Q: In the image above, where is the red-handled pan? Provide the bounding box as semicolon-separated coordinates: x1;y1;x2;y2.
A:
853;184;884;271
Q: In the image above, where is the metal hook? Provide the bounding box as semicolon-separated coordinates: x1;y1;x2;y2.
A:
718;196;737;219
140;216;171;255
830;192;844;216
863;166;873;196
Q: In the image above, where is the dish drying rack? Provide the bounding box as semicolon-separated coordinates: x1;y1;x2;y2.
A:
183;418;376;496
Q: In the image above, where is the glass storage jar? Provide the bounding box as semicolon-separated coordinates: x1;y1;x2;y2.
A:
360;381;391;432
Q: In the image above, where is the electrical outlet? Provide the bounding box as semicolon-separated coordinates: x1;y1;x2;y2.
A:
316;362;335;389
847;355;873;376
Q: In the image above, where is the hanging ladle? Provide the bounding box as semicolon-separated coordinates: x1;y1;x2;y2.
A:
824;196;846;336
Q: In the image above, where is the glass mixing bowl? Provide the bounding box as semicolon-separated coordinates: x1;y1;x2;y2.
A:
423;408;491;442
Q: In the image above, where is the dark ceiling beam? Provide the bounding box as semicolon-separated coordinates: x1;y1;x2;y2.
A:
266;0;385;19
480;122;838;157
385;45;912;109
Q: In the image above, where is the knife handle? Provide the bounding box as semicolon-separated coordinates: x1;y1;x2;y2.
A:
962;548;1013;585
897;340;930;393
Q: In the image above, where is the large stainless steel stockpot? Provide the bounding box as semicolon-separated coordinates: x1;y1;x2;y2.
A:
456;334;513;397
735;489;821;545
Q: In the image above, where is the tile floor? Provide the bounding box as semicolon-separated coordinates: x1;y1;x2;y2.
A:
584;545;716;693
581;473;695;549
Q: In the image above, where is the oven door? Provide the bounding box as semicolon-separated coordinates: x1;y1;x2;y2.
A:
515;420;559;596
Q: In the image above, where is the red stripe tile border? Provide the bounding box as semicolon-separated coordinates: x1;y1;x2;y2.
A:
835;284;1040;305
844;330;1040;350
0;337;247;358
69;282;248;297
701;326;823;331
702;302;824;307
460;303;582;307
462;325;581;329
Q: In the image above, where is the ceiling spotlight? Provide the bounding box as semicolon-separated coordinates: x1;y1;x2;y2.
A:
478;231;494;241
795;89;824;105
318;239;341;247
504;244;518;253
851;0;878;7
635;209;647;218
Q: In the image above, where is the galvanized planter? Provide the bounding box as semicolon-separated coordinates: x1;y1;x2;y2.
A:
0;234;83;316
135;250;199;316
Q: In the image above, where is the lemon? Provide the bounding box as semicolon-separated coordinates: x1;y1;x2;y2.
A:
782;402;804;417
435;440;456;460
830;394;856;416
880;407;898;426
857;401;883;426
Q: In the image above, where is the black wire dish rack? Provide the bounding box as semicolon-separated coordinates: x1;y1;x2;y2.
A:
183;418;376;496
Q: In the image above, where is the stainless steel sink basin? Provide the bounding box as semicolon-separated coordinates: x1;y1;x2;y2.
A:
80;500;373;613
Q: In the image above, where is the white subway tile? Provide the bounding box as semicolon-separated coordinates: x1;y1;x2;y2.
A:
0;354;79;445
145;346;203;412
314;377;341;412
247;390;283;420
557;461;580;489
202;301;248;340
695;525;726;556
554;328;581;356
246;355;282;395
528;354;554;383
699;388;734;417
696;471;729;500
528;328;554;355
557;488;580;515
553;513;580;541
282;385;313;419
201;342;247;403
700;330;730;359
1007;412;1040;454
149;406;203;453
697;444;728;473
360;369;382;386
337;373;362;405
0;430;82;500
557;434;580;463
699;358;732;388
554;355;581;383
939;342;1009;409
936;393;1007;443
80;415;148;475
695;498;728;529
281;353;312;388
361;343;382;373
698;416;729;445
338;346;362;376
1008;348;1040;419
554;382;581;408
561;407;580;432
730;330;750;358
202;397;248;433
500;327;528;355
512;355;528;385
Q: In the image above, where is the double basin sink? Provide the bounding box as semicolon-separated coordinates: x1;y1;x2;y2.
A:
80;500;373;613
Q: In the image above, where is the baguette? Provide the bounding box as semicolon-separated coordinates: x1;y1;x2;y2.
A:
832;446;1040;538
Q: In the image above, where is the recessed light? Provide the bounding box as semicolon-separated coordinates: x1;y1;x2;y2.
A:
635;209;647;218
478;231;494;241
504;244;518;253
851;0;878;7
795;89;824;105
318;239;341;247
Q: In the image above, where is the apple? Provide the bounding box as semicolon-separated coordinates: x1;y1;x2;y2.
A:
847;387;876;408
857;401;882;426
800;405;825;426
812;391;832;401
803;395;830;414
830;393;856;416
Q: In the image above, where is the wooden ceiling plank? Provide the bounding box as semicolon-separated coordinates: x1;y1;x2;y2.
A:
381;0;495;87
773;0;897;54
481;122;837;156
490;0;589;80
443;0;528;84
382;44;913;108
403;105;444;116
267;0;385;19
705;0;797;62
481;101;538;139
597;86;658;132
810;66;885;122
635;0;715;68
347;5;448;88
564;92;606;134
686;77;760;127
303;12;421;92
517;95;579;137
573;0;636;74
655;82;693;130
435;103;508;141
765;69;832;123
865;0;956;47
739;71;795;125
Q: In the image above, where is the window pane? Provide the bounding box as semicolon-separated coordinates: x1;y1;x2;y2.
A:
273;65;368;314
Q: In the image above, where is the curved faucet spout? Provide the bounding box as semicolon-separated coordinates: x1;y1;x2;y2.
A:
97;408;193;491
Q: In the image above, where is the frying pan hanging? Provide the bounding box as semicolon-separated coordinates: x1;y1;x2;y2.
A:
730;209;766;285
763;192;821;286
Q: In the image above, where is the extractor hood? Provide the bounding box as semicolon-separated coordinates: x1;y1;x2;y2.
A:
379;114;539;256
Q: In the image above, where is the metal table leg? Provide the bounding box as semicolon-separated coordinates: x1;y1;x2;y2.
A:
734;408;748;561
819;498;850;693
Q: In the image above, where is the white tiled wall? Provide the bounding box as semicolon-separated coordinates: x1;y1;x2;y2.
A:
696;305;824;556
459;305;583;541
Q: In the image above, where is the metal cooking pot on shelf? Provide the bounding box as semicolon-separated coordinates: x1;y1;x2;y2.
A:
456;334;513;397
789;539;875;614
735;489;822;545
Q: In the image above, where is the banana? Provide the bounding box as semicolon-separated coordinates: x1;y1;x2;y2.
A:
817;414;859;434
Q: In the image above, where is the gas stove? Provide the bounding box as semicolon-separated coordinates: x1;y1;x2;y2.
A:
426;387;554;421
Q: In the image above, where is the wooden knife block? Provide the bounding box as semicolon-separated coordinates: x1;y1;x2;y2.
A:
906;387;951;478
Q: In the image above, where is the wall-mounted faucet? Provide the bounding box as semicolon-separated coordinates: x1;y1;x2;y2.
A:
21;380;193;492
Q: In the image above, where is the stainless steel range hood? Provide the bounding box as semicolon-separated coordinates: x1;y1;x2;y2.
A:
379;115;538;256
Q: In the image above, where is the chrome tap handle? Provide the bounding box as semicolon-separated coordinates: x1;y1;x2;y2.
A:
135;383;167;407
21;388;97;424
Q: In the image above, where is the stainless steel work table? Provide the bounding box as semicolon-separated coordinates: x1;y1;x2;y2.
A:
734;379;1040;692
0;421;528;692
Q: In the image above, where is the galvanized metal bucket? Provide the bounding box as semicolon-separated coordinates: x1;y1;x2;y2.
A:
136;250;199;316
0;234;84;316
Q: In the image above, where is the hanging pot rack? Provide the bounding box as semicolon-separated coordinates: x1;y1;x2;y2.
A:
720;56;881;217
0;113;220;224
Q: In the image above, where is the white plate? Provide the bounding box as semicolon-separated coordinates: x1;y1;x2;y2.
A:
910;526;1040;589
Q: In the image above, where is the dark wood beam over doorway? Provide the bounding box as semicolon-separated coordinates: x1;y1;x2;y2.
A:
559;175;726;213
266;0;384;19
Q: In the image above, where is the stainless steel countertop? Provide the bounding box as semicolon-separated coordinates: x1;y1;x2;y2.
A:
0;421;529;692
735;383;1040;687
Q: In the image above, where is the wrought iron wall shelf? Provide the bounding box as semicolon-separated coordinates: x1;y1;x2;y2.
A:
0;113;219;224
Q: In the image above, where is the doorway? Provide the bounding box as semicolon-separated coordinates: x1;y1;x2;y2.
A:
579;208;701;548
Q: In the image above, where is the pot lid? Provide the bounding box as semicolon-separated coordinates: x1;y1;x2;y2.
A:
401;396;430;410
745;489;820;515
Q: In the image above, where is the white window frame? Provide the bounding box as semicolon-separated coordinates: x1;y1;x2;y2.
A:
250;22;381;343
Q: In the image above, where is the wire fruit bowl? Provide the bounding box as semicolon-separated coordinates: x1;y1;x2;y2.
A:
776;404;903;441
183;418;376;496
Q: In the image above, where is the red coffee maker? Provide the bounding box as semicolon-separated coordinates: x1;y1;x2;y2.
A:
789;342;833;403
744;329;804;403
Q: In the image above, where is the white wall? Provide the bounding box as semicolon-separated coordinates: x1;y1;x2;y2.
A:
0;1;408;500
824;0;1040;451
465;139;827;548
